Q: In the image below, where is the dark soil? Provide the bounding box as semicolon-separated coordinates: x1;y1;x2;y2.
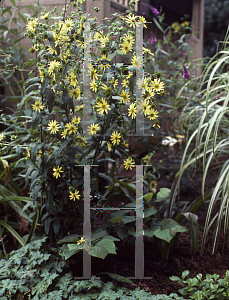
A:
71;145;229;296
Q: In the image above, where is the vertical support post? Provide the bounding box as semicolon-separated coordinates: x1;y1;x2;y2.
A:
83;165;91;279
136;23;144;136
128;165;152;280
83;22;91;135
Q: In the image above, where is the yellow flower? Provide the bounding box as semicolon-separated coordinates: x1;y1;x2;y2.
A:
136;78;148;93
77;237;86;245
100;64;110;71
49;47;57;55
123;157;135;170
76;135;87;146
36;150;42;158
150;180;157;192
151;78;164;93
142;100;151;116
75;104;84;111
40;12;49;19
94;31;103;41
38;67;44;83
26;18;38;32
31;99;44;113
125;13;137;28
95;98;111;115
119;89;130;104
142;154;150;164
107;141;112;152
109;78;118;88
65;122;77;135
53;166;64;179
100;36;109;47
123;33;134;45
69;189;80;201
101;54;111;61
87;123;100;135
69;87;81;100
143;47;154;56
47;120;60;134
61;129;68;139
110;131;121;145
90;79;98;92
90;66;99;80
64;18;74;32
48;60;61;75
137;16;147;28
72;116;81;124
128;103;136;119
147;109;158;121
123;140;129;148
26;148;30;158
131;55;143;70
121;79;129;88
126;71;133;79
69;71;78;88
101;83;108;91
120;41;132;55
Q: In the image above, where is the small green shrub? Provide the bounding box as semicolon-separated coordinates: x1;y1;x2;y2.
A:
0;235;186;299
170;270;229;299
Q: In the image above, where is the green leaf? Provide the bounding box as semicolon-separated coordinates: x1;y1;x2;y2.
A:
88;245;109;259
144;206;157;218
96;272;133;284
156;188;171;200
57;234;81;244
108;217;123;224
181;212;199;255
122;215;135;224
143;226;155;238
91;228;107;240
144;192;153;203
0;221;25;247
98;172;114;186
117;226;129;240
154;228;173;243
96;239;116;254
23;58;37;68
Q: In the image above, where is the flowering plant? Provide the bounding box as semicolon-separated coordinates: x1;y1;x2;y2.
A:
19;0;165;244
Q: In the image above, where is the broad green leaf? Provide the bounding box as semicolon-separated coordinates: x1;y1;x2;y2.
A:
117;226;129;240
88;245;108;259
154;228;172;243
91;228;107;240
144;206;157;218
143;226;155;238
96;239;116;254
156;188;171;200
122;215;135;224
57;234;82;244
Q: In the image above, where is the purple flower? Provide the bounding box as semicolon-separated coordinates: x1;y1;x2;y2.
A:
182;64;190;79
150;31;157;45
146;4;160;16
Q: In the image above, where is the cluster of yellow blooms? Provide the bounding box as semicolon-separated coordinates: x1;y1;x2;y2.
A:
27;1;164;202
171;21;190;34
